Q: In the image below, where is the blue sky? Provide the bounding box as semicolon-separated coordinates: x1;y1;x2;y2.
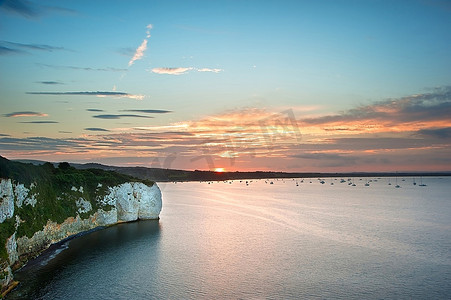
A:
1;0;450;171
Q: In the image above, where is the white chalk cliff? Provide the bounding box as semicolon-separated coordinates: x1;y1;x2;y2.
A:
0;179;162;291
0;179;14;224
104;182;162;222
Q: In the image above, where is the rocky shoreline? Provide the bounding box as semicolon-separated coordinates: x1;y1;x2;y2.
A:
1;179;162;297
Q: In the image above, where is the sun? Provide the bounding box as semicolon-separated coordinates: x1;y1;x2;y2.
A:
214;167;225;173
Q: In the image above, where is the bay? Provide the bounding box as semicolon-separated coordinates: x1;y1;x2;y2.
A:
7;177;451;299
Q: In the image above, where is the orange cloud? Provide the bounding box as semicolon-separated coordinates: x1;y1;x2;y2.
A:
4;111;48;117
151;67;193;75
2;87;451;172
301;86;451;136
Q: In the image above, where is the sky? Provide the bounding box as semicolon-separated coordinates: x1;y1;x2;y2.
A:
1;0;450;172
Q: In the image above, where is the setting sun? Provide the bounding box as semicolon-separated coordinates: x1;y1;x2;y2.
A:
214;168;225;173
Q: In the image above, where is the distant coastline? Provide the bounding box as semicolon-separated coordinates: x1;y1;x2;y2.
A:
14;159;451;183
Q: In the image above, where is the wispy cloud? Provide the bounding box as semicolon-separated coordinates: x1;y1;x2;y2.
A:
197;68;223;73
86;109;104;112
19;121;58;124
301;86;451;133
152;67;193;75
1;41;65;52
111;94;144;100
84;128;110;132
93;114;154;119
128;40;148;66
151;67;223;75
36;81;64;85
37;63;128;72
27;91;144;100
128;24;152;67
0;136;88;152
4;111;48;117
42;4;77;15
120;109;172;114
0;0;77;19
0;0;39;18
0;45;27;55
417;127;451;139
0;40;68;56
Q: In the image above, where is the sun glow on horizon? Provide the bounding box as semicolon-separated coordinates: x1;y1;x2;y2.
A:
214;167;225;173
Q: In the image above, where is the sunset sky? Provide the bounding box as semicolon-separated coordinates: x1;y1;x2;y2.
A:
1;0;450;172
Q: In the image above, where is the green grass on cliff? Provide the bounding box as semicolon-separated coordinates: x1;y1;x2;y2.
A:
0;156;153;264
0;218;15;261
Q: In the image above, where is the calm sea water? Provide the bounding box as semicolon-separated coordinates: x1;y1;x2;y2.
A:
7;177;451;299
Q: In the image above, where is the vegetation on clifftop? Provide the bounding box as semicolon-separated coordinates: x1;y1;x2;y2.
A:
0;155;153;264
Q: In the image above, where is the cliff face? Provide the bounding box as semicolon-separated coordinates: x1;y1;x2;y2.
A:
0;157;162;294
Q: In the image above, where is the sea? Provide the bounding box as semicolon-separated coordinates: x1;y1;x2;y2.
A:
6;177;451;299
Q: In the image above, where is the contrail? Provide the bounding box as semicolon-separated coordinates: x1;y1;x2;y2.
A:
128;24;153;67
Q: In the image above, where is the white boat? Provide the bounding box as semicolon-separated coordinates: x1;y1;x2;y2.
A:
395;176;400;188
419;176;427;187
